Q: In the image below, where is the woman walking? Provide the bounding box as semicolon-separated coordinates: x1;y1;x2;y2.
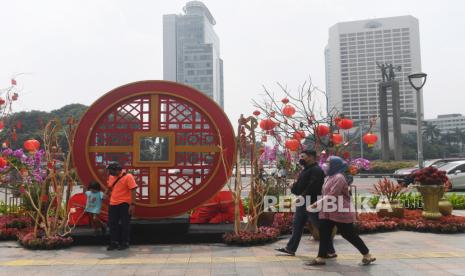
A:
306;156;376;266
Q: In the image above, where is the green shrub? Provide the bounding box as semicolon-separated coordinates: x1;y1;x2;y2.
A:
446;193;465;210
368;161;416;174
398;192;423;209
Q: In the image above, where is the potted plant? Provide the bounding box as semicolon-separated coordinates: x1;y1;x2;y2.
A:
412;166;449;220
372;178;405;218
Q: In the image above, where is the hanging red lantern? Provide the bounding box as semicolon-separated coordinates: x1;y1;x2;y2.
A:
285;139;300;151
12;93;18;101
281;98;289;104
0;121;4;130
338;118;353;130
16;121;22;129
0;157;7;168
316;125;330;137
363;133;378;147
282;105;296;117
24;139;40;152
253;110;261;116
0;98;5;105
293;131;306;140
259;119;277;131
331;133;343;145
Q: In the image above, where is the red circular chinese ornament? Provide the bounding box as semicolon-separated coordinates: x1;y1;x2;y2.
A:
282;105;296;117
0;157;6;168
259;118;277;131
24;139;40;152
338;118;353;130
363;133;378;147
293;131;306;140
253;110;261;116
281;98;289;104
316;125;330;137
0;98;5;105
0;121;4;130
331;133;343;144
285;139;300;151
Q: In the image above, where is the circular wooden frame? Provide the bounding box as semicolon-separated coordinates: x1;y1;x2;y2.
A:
73;81;235;218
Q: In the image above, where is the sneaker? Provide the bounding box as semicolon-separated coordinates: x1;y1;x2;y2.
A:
118;243;130;250
274;247;295;256
107;243;119;251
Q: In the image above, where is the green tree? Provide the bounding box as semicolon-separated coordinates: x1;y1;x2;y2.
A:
0;104;87;151
423;123;440;142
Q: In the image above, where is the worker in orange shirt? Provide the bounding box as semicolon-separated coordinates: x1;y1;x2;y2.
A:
105;162;138;251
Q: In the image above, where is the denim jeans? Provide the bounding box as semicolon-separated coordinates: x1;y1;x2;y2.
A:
286;204;335;254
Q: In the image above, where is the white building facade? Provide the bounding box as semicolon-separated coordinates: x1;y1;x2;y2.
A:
426;114;465;134
163;1;224;108
325;16;422;121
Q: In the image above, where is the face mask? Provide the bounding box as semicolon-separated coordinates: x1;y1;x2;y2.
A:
298;159;307;166
322;163;329;175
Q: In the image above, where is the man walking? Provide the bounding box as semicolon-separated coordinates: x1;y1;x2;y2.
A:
275;150;335;257
106;162;138;251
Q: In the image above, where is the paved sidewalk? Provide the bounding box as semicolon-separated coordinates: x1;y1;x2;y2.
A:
1;231;465;275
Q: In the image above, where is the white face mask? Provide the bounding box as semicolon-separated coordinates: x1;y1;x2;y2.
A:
321;163;329;175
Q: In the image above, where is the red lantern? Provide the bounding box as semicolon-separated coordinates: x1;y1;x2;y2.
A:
259;119;277;131
285;139;300;151
0;98;5;105
331;133;343;144
16;121;22;129
282;105;296;117
0;121;4;130
281;98;289;104
293;131;306;140
338;118;353;130
316;125;330;137
24;139;40;152
363;133;378;147
253;110;261;116
12;93;18;101
0;157;6;168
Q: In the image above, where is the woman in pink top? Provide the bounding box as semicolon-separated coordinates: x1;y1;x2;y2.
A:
306;156;376;266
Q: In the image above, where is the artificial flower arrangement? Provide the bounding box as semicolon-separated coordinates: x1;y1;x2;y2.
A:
413;166;449;186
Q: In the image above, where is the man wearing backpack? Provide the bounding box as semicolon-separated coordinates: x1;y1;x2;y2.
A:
105;162;138;251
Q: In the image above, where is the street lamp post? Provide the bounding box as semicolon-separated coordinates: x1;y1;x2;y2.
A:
408;73;427;169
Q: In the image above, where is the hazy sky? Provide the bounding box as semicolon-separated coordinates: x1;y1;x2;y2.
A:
2;0;465;124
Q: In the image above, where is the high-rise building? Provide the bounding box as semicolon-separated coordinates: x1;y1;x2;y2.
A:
426;114;465;134
163;1;224;108
325;15;422;121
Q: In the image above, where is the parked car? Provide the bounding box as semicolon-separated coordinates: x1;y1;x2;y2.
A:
393;158;465;185
437;161;465;190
